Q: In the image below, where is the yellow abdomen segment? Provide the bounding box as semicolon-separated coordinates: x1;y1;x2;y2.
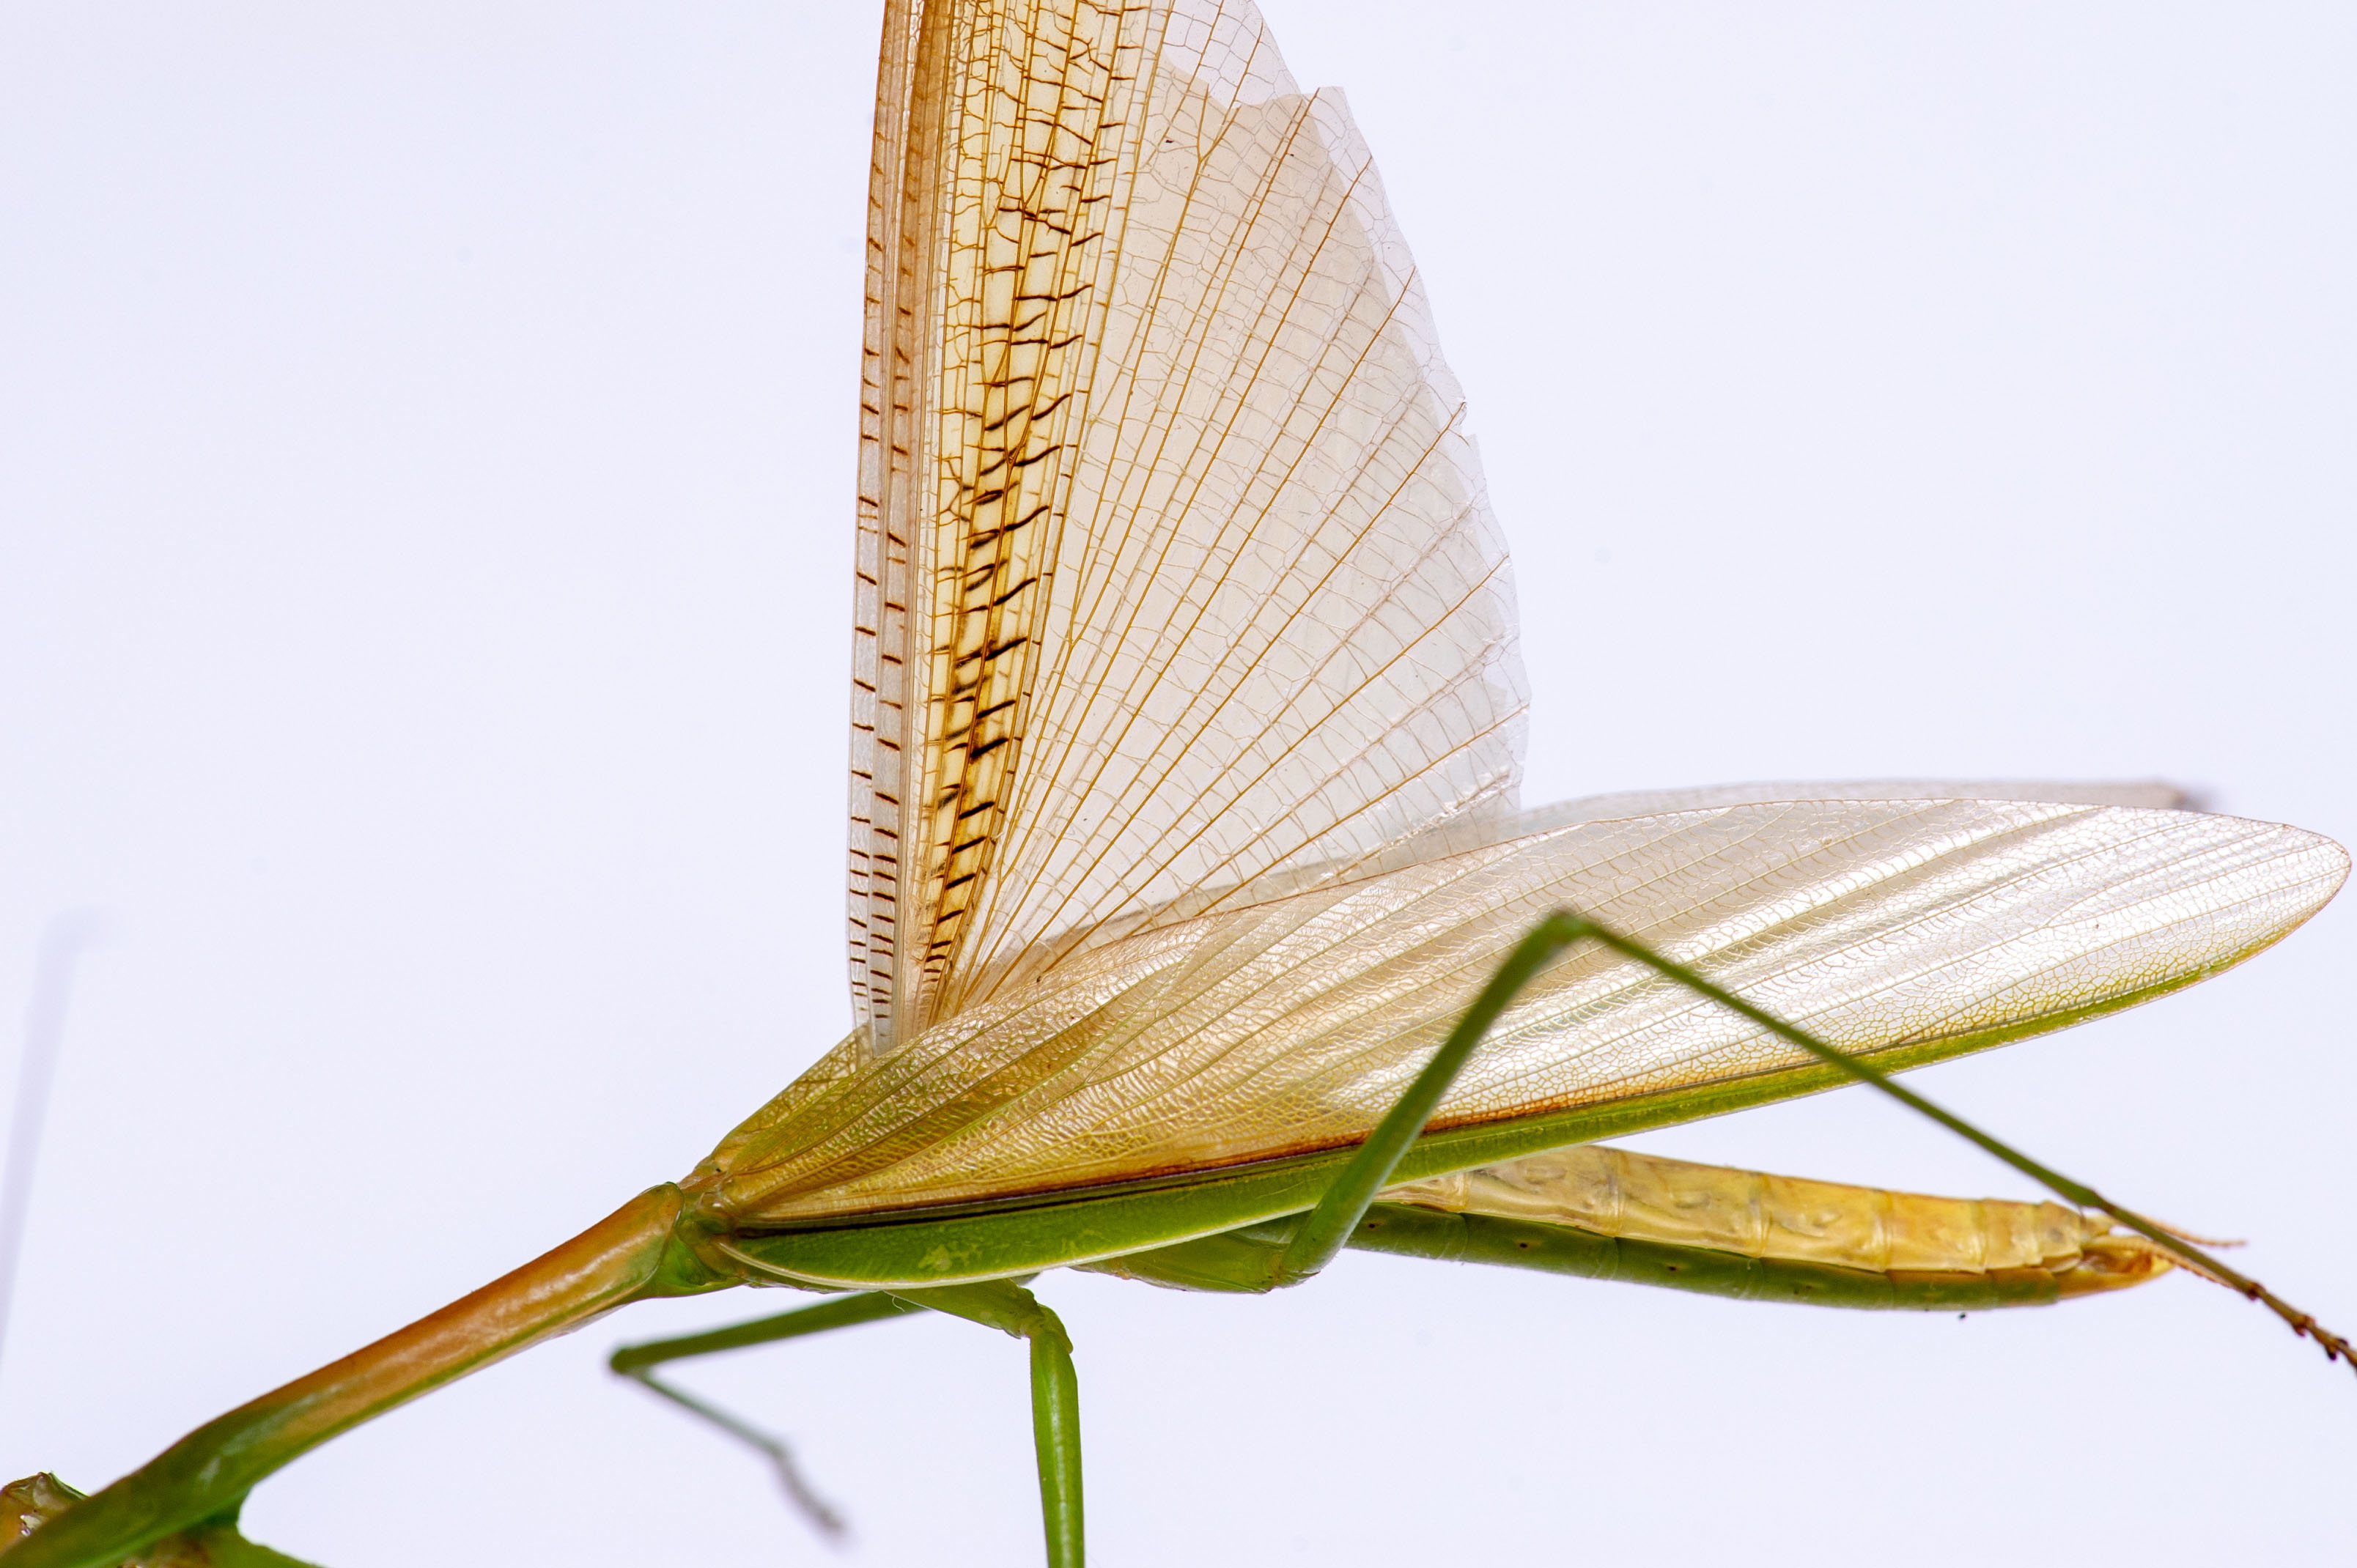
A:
1384;1144;2166;1297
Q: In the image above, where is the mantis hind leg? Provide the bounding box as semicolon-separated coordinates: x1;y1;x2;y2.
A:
608;1291;921;1538
1;1473;325;1567
609;1280;1085;1568
1093;911;2349;1370
890;1280;1085;1568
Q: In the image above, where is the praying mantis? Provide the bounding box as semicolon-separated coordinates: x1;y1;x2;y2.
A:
4;0;2357;1556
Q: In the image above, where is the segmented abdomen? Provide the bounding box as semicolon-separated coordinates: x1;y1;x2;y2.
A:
1383;1144;2151;1288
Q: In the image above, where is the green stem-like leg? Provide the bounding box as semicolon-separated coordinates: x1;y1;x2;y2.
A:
622;1371;849;1539
1328;910;2353;1370
1563;914;2354;1369
2;1476;328;1568
1272;909;2350;1369
610;1291;917;1374
1273;920;1577;1287
609;1292;921;1537
895;1281;1083;1568
1028;1325;1083;1568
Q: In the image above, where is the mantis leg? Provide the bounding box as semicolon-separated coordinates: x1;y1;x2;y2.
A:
613;1280;1083;1562
607;1292;921;1538
1532;913;2352;1363
2;1474;326;1567
1124;912;2351;1367
891;1280;1083;1568
1269;922;1588;1287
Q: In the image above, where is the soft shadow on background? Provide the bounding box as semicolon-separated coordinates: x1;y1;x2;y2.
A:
2;3;2351;1564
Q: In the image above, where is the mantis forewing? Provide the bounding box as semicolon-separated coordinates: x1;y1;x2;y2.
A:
2;4;2352;1564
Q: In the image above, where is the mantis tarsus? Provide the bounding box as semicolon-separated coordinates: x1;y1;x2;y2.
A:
4;3;2357;1565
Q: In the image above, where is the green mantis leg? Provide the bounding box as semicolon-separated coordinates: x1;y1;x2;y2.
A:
679;958;1558;1557
890;1281;1083;1568
1109;912;2352;1368
1537;913;2353;1364
608;1292;921;1538
613;1281;1084;1567
1;1475;326;1568
1266;920;1594;1288
1091;920;1741;1300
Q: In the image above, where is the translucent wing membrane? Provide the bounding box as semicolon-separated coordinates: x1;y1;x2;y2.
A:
846;0;1524;1051
1521;778;2192;823
1168;778;2203;912
808;3;2347;1250
709;800;2346;1223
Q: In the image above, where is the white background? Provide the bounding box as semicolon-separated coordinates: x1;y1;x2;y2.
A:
3;2;2352;1563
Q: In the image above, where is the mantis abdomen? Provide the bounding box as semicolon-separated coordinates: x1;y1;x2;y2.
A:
1380;1144;2169;1301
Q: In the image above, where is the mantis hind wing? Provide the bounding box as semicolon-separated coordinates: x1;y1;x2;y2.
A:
846;0;1524;1051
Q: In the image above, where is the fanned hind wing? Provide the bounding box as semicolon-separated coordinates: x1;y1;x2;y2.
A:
846;0;1525;1051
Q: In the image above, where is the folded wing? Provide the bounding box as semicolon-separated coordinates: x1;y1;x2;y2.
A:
713;799;2347;1222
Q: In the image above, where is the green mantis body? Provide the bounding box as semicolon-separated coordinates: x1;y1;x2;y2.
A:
15;914;2340;1567
4;4;2354;1566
